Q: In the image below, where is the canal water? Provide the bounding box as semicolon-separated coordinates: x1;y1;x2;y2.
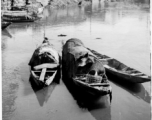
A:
2;0;151;120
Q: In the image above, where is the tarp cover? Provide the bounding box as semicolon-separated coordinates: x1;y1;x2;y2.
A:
29;43;59;67
69;46;96;60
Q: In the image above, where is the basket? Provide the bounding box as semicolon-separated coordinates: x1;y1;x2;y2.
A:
86;74;103;83
74;74;107;83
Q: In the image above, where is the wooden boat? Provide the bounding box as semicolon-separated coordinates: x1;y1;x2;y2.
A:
29;39;61;87
89;49;151;83
2;11;41;22
2;21;11;30
2;0;43;23
62;38;112;99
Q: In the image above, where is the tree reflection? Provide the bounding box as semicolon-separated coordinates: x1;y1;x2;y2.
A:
2;29;12;38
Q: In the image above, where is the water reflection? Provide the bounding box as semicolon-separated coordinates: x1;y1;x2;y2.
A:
8;5;88;34
62;76;112;120
2;37;7;51
134;0;150;4
104;0;150;10
89;105;111;120
84;3;92;17
2;30;11;52
87;94;111;120
83;2;107;22
29;76;57;106
40;5;87;26
7;0;149;34
2;29;12;38
87;0;149;25
108;75;150;103
9;23;41;32
62;67;112;105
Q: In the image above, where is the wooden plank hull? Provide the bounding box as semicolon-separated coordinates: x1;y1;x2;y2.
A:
89;49;151;83
3;15;40;22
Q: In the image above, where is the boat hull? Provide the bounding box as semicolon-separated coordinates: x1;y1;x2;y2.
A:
73;79;111;98
105;68;150;83
29;40;61;88
89;49;151;83
3;15;40;22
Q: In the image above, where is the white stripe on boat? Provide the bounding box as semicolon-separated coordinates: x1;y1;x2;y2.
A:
39;68;46;82
131;73;144;76
34;63;58;70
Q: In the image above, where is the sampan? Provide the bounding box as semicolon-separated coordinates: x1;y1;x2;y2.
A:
62;38;112;99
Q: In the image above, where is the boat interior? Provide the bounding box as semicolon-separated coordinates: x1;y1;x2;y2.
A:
74;74;109;87
106;59;148;76
31;51;58;85
90;49;149;78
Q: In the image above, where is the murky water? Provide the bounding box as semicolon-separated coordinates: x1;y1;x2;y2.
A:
2;0;151;120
